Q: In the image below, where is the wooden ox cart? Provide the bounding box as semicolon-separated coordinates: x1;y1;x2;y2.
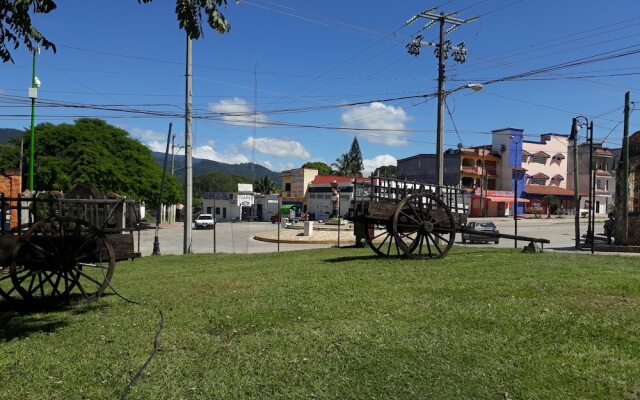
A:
0;194;141;302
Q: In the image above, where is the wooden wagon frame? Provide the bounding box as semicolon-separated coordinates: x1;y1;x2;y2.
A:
0;194;141;302
351;177;549;259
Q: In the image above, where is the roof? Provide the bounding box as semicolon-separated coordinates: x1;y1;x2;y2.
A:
532;151;551;157
530;172;550;179
596;169;613;177
311;175;367;185
522;150;531;156
524;185;575;197
552;153;565;159
595;148;614;157
551;174;565;180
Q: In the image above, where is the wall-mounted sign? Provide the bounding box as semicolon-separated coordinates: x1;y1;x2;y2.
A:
237;194;254;206
238;183;253;193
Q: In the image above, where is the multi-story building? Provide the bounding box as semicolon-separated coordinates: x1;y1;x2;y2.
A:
396;147;501;190
567;143;616;215
306;176;361;220
280;167;318;210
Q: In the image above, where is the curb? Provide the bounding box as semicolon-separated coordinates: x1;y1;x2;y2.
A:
253;235;355;245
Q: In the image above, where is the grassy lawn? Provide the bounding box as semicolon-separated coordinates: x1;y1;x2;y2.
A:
1;247;639;399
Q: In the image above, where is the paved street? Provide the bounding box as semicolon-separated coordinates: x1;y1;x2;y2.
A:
136;217;609;256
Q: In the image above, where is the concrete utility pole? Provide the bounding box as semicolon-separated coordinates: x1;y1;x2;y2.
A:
184;34;193;254
406;9;476;187
619;91;631;244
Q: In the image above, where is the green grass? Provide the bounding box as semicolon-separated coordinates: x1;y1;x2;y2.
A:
1;248;639;399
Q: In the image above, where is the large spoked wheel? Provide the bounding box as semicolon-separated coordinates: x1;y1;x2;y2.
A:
392;192;456;259
364;220;419;257
0;266;20;301
9;216;115;302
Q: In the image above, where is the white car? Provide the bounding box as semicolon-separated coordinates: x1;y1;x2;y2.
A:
194;214;215;229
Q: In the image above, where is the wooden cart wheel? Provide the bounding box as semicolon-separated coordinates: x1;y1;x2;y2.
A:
364;220;419;257
392;192;456;259
0;267;21;301
9;216;115;302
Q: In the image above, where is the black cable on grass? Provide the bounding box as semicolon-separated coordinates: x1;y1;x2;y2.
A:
119;310;165;400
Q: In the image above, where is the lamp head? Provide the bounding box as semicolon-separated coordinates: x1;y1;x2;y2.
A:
34;77;41;88
466;83;483;92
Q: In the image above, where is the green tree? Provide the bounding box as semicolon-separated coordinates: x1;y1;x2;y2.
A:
23;118;182;204
0;0;232;63
331;153;350;176
347;137;364;177
301;161;332;176
373;165;397;178
253;175;276;194
193;171;250;198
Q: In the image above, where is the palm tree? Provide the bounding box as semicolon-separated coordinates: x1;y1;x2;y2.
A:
331;153;350;176
254;175;276;194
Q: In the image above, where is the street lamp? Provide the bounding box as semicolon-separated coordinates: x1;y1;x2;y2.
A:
28;47;40;192
510;134;523;248
570;116;594;251
436;83;484;188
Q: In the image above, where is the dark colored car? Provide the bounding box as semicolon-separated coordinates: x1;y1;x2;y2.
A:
462;221;500;244
270;214;281;223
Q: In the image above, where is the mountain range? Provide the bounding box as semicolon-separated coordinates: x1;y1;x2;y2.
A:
0;128;23;144
152;152;281;183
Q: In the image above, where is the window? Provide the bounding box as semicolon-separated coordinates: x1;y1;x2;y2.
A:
206;207;212;214
531;155;547;164
215;207;220;215
530;177;546;185
285;183;291;192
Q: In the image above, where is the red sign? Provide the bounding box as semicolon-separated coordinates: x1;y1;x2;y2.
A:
474;189;514;197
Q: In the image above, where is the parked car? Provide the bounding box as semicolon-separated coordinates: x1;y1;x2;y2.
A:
194;214;215;229
462;221;500;244
270;214;281;223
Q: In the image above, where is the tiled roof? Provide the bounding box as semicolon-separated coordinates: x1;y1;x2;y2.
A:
551;174;565;180
533;151;551;157
531;172;550;179
524;185;574;196
311;175;367;184
596;169;613;177
595;148;614;157
552;153;565;160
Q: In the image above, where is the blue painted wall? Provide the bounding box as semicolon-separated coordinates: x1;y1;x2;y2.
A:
508;129;526;215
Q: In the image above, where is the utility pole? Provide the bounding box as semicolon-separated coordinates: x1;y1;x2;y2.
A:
153;123;173;256
28;48;40;191
171;134;176;176
184;34;193;254
619;91;631;244
406;9;476;187
570;118;580;249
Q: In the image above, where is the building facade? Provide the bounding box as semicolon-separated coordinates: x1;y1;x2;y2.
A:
280;167;318;210
566;143;616;215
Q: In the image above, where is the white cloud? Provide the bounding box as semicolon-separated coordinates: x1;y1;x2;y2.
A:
146;140;250;164
128;127;166;142
241;136;310;159
363;154;397;176
341;102;412;146
208;97;269;127
259;160;295;172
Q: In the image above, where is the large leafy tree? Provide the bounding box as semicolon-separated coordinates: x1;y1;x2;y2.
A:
0;0;232;63
301;161;332;176
9;118;183;204
193;171;250;198
373;165;396;178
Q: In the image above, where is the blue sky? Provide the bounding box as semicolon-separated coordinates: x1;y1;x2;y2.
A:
2;0;640;175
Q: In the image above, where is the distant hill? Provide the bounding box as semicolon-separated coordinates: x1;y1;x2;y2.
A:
152;152;281;184
0;128;23;144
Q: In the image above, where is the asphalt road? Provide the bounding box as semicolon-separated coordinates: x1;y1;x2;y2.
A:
136;217;605;256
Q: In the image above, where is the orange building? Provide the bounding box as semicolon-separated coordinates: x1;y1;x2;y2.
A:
0;169;22;229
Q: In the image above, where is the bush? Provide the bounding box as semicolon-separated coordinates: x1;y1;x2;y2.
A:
525;208;543;215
